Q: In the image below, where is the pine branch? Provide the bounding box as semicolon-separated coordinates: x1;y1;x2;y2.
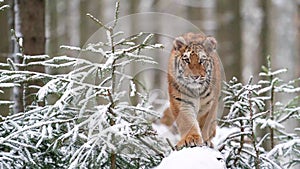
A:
0;118;77;145
112;1;120;29
0;1;167;168
137;136;165;158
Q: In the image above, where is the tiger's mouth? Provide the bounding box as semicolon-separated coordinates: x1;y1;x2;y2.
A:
189;75;207;83
177;74;209;88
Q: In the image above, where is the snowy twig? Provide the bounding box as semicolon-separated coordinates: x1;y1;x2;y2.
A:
86;13;110;31
166;138;176;151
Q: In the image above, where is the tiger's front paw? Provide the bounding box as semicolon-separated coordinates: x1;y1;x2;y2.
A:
175;134;203;150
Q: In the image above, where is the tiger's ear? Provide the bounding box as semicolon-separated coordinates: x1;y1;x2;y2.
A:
203;36;217;53
173;36;187;51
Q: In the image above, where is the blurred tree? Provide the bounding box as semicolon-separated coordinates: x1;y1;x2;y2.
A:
240;0;263;83
267;0;299;150
0;1;10;116
16;0;45;55
298;3;300;77
13;0;45;113
128;0;140;106
67;0;80;47
46;0;58;59
260;0;268;67
80;0;103;46
0;4;9;54
268;0;297;78
186;0;217;35
216;0;241;81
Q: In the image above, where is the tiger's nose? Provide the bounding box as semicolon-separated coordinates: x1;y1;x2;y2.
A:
191;76;200;80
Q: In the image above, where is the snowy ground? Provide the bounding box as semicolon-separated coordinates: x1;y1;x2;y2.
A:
152;122;240;169
154;147;226;169
152;123;239;148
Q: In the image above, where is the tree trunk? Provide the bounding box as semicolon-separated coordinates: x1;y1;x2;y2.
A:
45;0;58;58
297;3;300;77
266;0;299;155
15;0;45;55
13;0;45;113
0;2;10;116
240;0;263;83
216;0;241;81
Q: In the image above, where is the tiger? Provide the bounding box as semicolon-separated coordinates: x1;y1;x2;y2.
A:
161;32;222;149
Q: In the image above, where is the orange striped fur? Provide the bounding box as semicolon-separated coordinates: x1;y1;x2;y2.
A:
162;33;222;149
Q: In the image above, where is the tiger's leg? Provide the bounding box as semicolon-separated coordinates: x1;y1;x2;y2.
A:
171;100;204;149
160;107;175;126
198;104;217;147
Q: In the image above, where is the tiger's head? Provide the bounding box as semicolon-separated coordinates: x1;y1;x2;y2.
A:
173;35;217;89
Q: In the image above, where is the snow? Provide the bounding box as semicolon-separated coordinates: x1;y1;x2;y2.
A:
212;127;240;147
153;123;239;169
0;101;14;105
0;83;20;88
129;80;136;96
256;118;285;129
23;54;49;60
155;147;226;169
153;123;240;151
36;79;60;101
60;45;81;51
258;85;272;94
270;69;287;76
275;86;300;93
267;139;300;157
0;4;9;11
152;123;180;145
18;38;23;47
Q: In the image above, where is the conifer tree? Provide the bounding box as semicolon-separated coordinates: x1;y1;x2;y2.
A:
0;2;167;168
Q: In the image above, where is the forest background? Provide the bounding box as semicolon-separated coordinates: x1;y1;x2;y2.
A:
0;0;300;168
1;0;299;120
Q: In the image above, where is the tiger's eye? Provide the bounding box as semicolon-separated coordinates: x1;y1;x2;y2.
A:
182;54;190;63
199;58;204;64
183;58;190;64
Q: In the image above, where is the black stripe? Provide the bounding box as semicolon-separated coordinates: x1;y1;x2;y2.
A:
184;83;199;97
205;91;211;97
206;99;212;105
199;83;209;96
174;56;177;70
174;57;197;97
171;80;195;98
172;95;195;108
172;56;207;98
